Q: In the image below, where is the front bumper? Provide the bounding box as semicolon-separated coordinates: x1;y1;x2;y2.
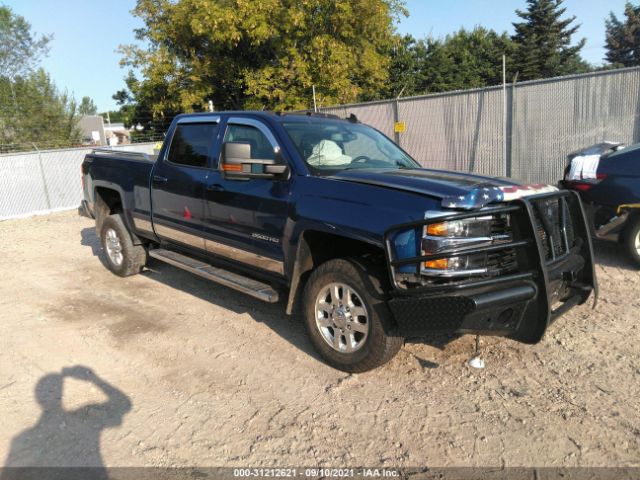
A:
384;191;597;343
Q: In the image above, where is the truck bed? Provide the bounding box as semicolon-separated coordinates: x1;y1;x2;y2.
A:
81;149;156;227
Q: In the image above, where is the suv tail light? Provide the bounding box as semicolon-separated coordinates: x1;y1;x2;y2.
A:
569;173;607;192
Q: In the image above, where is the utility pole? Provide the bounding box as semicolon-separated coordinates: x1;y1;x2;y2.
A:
393;86;405;146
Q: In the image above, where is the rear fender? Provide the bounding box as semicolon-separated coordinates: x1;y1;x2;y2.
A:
93;183;142;245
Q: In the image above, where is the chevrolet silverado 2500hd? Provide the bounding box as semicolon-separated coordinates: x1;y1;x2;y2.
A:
80;111;597;372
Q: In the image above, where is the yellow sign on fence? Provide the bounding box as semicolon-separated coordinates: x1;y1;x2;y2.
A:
394;121;406;133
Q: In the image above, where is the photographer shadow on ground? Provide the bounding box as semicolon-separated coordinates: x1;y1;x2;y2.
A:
1;366;131;480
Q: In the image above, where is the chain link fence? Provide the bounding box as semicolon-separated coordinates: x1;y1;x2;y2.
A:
0;143;156;221
319;66;640;184
2;66;640;221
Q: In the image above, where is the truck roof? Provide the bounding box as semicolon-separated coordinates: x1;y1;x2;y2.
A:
174;111;358;124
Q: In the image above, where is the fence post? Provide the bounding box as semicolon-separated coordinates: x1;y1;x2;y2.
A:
32;143;52;210
392;99;401;147
506;76;518;179
503;55;508;177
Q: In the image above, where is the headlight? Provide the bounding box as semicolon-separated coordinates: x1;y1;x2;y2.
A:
426;217;491;237
422;216;495;277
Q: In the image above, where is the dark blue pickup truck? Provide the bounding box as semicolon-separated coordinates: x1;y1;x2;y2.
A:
80;111;596;372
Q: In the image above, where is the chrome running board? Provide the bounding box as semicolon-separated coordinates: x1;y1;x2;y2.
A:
149;248;279;303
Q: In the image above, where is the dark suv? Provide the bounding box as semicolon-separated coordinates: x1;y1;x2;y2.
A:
562;142;640;267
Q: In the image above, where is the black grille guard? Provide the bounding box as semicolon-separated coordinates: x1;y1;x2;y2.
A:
383;190;598;313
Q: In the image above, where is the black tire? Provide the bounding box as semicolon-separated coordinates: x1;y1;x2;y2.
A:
99;214;147;277
302;258;404;372
622;216;640;268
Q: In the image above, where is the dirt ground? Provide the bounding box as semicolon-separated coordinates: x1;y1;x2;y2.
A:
0;210;638;470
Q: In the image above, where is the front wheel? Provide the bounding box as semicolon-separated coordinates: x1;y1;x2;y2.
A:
302;258;404;372
623;216;640;268
100;214;147;277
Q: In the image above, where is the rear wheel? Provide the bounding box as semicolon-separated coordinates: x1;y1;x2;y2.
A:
100;214;147;277
302;258;404;372
623;216;640;268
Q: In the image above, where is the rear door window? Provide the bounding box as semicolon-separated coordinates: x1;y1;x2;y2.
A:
167;123;218;168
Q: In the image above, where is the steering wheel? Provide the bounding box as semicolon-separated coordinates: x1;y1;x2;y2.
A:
352;155;372;164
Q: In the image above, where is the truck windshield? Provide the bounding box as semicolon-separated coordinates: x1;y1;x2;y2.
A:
281;121;419;174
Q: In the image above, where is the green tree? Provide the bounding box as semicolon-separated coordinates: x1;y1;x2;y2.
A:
384;34;429;98
386;28;515;97
0;69;81;150
0;5;51;79
605;2;640;67
0;6;80;151
511;0;589;80
424;28;516;93
111;89;131;106
111;70;175;138
119;0;405;114
78;96;98;115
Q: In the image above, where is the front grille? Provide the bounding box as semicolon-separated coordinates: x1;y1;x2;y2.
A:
490;214;511;237
487;249;517;273
531;197;575;261
488;214;518;274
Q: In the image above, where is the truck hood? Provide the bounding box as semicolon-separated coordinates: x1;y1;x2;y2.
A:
330;168;557;209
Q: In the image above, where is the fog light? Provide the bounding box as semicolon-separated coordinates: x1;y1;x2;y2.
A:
422;253;487;276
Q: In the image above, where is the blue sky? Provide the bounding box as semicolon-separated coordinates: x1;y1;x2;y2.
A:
2;0;629;112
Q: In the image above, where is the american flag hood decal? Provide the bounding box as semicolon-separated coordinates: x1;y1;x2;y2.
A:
441;183;559;209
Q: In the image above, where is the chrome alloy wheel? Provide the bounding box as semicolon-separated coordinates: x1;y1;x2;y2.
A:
104;228;124;266
315;282;369;353
635;230;640;255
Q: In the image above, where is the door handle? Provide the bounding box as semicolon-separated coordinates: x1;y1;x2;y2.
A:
153;175;168;183
206;184;225;192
